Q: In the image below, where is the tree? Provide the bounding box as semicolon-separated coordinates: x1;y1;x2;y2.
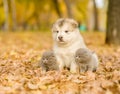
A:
52;0;62;17
93;0;99;31
3;0;9;30
64;0;73;18
106;0;120;45
0;2;3;7
10;0;17;31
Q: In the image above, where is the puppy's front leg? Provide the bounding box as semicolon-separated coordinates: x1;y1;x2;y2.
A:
59;61;64;71
70;62;77;73
57;58;64;71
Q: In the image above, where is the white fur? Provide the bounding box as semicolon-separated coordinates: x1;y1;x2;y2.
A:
52;18;87;73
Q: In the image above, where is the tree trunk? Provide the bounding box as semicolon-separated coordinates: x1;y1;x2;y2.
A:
11;0;17;31
106;0;120;45
3;0;9;31
52;0;62;17
0;2;3;7
64;0;73;18
93;0;99;31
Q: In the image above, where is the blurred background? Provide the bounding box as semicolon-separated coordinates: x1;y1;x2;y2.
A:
0;0;107;31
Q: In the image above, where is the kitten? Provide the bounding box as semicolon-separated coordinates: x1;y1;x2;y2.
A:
40;51;59;72
75;48;99;73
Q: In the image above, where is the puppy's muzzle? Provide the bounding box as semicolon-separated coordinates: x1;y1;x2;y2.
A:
58;36;63;41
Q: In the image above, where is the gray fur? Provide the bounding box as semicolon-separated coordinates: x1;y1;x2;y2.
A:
75;48;99;73
40;51;59;72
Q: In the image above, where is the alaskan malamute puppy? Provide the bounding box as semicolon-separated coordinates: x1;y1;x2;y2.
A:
52;18;98;73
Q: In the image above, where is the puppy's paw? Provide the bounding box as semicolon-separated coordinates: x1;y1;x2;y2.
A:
70;63;77;73
59;63;64;71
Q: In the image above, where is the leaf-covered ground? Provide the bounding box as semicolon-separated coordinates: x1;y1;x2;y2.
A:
0;31;120;94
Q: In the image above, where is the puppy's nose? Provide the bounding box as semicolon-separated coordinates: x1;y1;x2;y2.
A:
58;36;63;40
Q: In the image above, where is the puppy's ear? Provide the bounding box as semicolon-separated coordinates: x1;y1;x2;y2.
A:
51;23;57;32
51;23;55;32
51;23;54;29
52;18;65;27
51;20;58;32
71;20;78;28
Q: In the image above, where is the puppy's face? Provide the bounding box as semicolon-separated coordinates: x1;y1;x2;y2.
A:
52;18;79;45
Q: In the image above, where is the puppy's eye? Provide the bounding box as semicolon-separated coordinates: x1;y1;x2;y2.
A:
56;31;59;33
65;30;69;33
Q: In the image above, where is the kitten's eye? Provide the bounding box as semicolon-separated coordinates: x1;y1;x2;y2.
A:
76;56;78;58
65;30;69;33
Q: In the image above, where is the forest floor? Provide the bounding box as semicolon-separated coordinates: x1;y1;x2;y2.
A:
0;31;120;94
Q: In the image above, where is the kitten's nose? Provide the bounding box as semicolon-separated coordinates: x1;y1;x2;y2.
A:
75;56;79;59
58;36;63;41
43;59;47;63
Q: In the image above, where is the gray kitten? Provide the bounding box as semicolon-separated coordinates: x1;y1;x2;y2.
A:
40;51;59;72
75;48;99;73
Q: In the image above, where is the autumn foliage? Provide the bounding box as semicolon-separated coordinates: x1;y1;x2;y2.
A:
0;32;120;94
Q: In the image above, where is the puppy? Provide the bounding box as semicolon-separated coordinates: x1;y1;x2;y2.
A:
75;48;99;73
52;18;87;73
40;51;59;72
